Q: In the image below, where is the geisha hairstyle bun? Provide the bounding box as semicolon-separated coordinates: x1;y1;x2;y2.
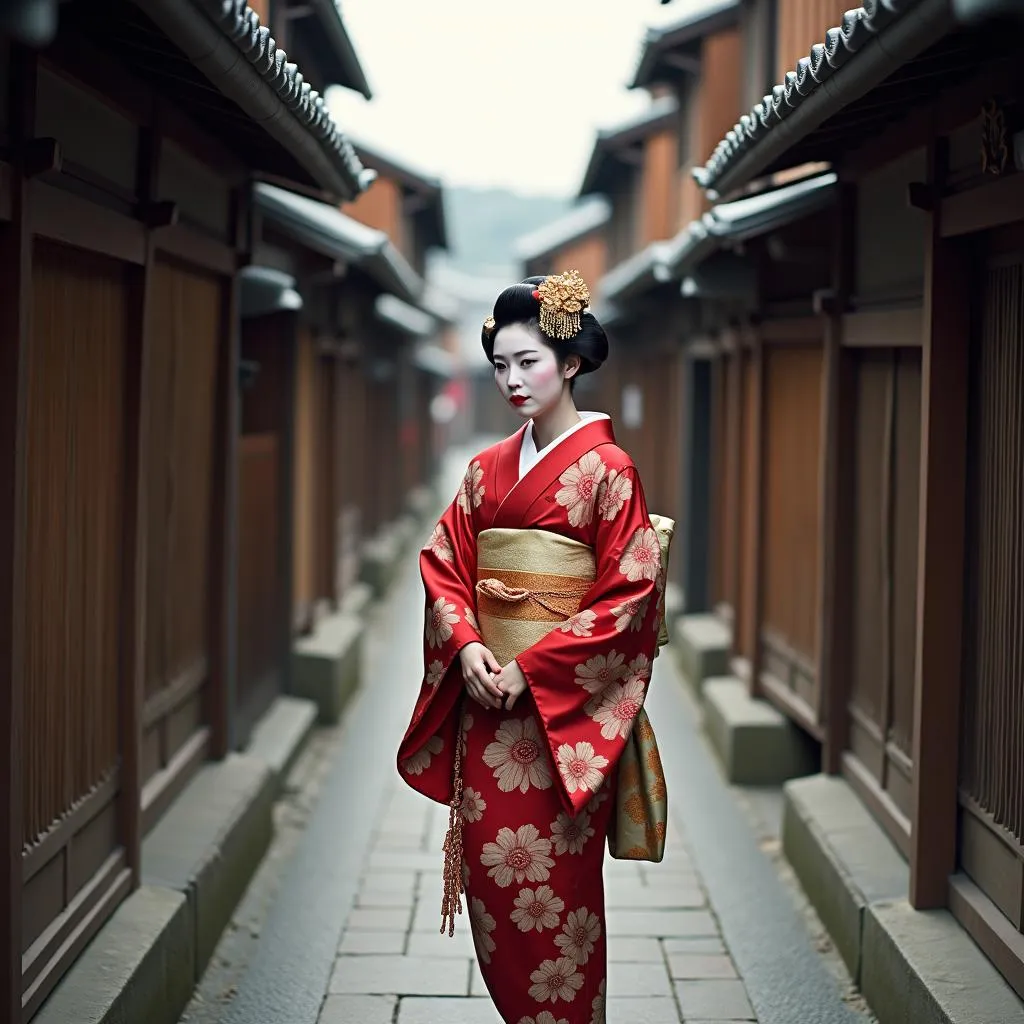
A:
481;272;609;376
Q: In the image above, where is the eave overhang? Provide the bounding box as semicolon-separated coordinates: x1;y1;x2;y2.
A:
693;0;1019;199
579;96;679;197
255;183;422;303
631;0;741;89
514;197;612;265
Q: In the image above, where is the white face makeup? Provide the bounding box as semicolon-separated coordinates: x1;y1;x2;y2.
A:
492;323;571;420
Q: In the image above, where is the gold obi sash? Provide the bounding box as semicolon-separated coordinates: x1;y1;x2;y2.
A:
474;522;672;864
475;528;596;665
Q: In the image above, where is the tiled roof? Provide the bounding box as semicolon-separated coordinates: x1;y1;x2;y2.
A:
693;0;950;198
143;0;375;199
631;0;741;88
514;197;611;264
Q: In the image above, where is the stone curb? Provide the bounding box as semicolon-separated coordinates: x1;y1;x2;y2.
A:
292;610;364;725
671;613;731;695
702;676;818;785
784;775;1024;1023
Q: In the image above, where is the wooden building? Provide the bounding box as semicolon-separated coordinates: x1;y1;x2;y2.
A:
0;1;379;1020
656;0;1024;1014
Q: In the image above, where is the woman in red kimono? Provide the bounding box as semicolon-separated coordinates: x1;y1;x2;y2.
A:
397;270;663;1024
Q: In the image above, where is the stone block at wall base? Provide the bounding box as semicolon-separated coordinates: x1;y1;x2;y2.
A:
359;527;403;598
407;484;436;522
671;613;731;694
292;611;363;725
663;582;684;624
784;774;1024;1023
703;677;818;785
33;886;193;1024
863;901;1024;1023
246;694;318;793
341;580;374;620
141;753;275;981
782;774;908;982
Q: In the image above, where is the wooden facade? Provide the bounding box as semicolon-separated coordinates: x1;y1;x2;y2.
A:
660;0;1024;1005
0;0;407;1018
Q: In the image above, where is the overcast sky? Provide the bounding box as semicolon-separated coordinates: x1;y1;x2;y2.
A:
326;1;694;198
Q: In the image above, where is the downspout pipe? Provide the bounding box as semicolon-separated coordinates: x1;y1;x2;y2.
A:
704;0;954;199
136;0;371;201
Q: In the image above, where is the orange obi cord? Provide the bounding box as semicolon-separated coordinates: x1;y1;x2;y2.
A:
440;704;465;936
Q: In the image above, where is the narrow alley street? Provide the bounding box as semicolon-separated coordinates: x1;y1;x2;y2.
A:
179;447;873;1024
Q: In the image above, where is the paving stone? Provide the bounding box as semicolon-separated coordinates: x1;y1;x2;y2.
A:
318;994;397;1023
406;927;477;959
676;979;754;1020
361;870;418;893
372;832;425;851
663;937;725;955
356;888;417;909
667;953;738;980
607;995;682;1022
372;849;446;872
608;937;665;962
398;996;502;1023
338;930;406;955
606;908;718;937
608;960;674;997
345;906;413;932
605;885;705;909
328;955;471;996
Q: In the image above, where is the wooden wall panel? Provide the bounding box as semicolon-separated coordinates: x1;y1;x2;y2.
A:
142;259;220;783
293;327;317;623
640;129;679;245
344;178;404;256
696;30;743;172
774;0;850;82
23;240;126;848
761;344;822;663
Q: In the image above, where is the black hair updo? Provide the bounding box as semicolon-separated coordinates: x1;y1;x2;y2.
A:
480;275;609;377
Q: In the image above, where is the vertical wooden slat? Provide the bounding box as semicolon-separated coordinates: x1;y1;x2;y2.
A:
820;184;856;773
0;44;33;1024
119;119;160;883
744;329;765;697
209;257;240;757
910;141;970;909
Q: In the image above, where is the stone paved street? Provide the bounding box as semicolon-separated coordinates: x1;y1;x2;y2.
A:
183;446;873;1024
321;776;754;1024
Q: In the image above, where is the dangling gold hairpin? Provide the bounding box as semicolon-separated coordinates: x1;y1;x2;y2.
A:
532;269;591;340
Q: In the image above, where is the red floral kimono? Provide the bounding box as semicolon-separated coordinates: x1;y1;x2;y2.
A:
397;418;662;1024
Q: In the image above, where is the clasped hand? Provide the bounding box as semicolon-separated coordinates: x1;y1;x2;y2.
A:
458;642;527;710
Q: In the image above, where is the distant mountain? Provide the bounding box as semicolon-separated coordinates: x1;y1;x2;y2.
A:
436;187;571;277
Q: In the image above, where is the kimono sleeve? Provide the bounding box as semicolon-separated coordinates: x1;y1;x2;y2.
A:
516;465;663;816
397;458;486;802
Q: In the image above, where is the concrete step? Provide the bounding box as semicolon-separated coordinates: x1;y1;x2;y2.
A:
784;775;1024;1023
292;610;364;725
671;613;731;694
246;694;318;793
703;676;818;785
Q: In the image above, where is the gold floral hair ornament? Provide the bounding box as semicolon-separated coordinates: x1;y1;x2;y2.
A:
533;269;591;340
482;315;496;337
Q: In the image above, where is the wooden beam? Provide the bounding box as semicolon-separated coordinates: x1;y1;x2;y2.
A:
819;184;856;774
205;191;243;758
910;140;970;909
0;44;35;1024
745;327;765;700
941;173;1024;239
841;306;923;349
119;120;161;891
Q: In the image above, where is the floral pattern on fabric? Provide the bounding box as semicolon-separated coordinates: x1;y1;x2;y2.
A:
481;824;555;888
458;460;486;513
484;717;553;794
555;451;607;527
426;522;454;562
597;469;632;522
398;421;662;1023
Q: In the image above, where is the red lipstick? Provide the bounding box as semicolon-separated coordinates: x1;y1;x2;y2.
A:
509;395;529;407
